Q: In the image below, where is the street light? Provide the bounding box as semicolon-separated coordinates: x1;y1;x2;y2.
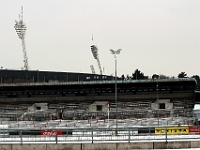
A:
110;49;122;131
156;79;160;127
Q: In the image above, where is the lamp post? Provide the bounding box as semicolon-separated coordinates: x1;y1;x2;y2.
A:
110;49;122;131
156;80;160;127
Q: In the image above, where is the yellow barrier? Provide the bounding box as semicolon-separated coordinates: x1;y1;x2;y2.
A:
155;126;189;134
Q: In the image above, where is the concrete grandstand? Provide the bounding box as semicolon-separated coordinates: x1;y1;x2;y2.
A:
0;76;197;127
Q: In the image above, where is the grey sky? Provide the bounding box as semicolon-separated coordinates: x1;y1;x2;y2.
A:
0;0;200;78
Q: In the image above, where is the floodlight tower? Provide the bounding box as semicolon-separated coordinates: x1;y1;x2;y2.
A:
14;6;29;70
90;45;103;75
90;65;96;74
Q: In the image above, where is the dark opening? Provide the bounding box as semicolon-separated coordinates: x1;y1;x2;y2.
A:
59;112;62;119
96;105;102;111
36;106;41;110
159;103;165;109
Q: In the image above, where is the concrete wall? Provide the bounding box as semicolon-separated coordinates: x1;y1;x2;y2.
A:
151;99;173;110
88;101;108;113
154;141;191;149
0;141;199;150
191;141;200;148
28;103;48;112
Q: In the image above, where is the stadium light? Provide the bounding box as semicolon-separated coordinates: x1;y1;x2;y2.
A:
14;6;29;70
110;49;122;132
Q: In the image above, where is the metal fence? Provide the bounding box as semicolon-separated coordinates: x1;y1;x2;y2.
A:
0;127;200;144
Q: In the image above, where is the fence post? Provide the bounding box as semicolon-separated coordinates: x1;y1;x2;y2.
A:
20;129;22;144
55;130;58;144
128;128;130;143
149;126;150;135
92;128;93;144
165;127;168;144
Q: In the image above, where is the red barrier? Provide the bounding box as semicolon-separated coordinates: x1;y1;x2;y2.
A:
189;126;200;133
41;130;62;136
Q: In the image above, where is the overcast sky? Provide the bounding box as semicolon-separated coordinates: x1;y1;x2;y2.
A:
0;0;200;78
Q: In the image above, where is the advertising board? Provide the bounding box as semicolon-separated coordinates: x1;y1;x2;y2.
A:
41;130;62;136
155;126;189;134
189;126;200;133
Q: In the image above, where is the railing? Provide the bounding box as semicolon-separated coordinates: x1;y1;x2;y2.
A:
0;127;200;144
0;78;196;87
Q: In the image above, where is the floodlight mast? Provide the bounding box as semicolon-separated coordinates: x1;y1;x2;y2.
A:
90;65;95;74
90;45;103;75
14;6;29;70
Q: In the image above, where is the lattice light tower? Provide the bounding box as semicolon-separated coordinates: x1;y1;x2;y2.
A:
90;45;102;75
14;7;29;70
90;65;96;74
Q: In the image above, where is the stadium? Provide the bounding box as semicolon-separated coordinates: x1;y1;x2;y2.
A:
0;68;200;149
0;69;198;126
1;6;200;149
6;7;199;127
